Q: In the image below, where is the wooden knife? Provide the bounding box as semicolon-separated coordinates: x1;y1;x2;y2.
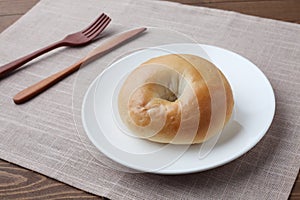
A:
13;27;147;104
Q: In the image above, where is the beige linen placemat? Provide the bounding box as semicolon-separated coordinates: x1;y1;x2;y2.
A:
0;0;299;199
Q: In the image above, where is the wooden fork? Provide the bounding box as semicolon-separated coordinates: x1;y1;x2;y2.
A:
0;13;111;79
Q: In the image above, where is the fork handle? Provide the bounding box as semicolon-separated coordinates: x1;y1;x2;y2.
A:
0;40;65;79
13;59;84;104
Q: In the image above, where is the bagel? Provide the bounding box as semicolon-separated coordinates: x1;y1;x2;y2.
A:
118;54;234;144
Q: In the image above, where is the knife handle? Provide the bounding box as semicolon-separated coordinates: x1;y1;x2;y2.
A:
13;59;83;104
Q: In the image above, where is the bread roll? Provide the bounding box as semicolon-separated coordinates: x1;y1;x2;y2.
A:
118;54;234;144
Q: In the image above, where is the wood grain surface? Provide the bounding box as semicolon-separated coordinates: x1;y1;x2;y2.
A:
0;0;299;199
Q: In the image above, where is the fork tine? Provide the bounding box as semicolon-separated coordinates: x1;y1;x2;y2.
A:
82;13;106;33
84;15;110;36
86;17;111;38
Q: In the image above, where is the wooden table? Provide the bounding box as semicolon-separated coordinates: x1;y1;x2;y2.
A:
0;0;299;199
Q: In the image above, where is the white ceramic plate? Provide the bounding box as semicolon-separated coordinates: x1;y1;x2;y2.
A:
82;43;275;174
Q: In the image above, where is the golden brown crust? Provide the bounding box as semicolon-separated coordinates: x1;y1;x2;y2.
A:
118;54;234;144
